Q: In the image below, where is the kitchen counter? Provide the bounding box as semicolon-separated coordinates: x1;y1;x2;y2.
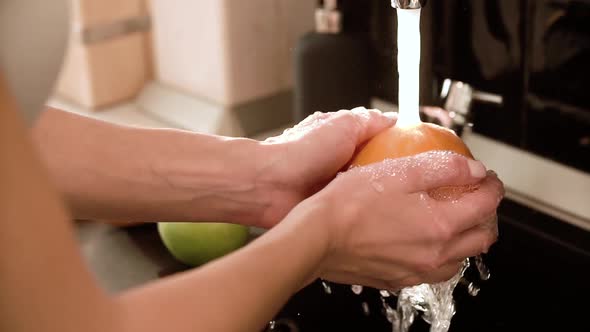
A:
76;221;266;293
76;222;187;293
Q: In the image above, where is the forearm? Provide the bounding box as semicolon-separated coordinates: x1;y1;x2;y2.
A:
2;83;330;332
117;201;328;332
32;108;273;226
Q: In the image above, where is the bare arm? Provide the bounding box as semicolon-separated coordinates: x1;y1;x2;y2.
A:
1;80;117;331
1;80;330;332
32;108;274;227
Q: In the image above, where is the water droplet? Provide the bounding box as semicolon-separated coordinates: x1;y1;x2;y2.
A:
475;255;491;281
321;280;332;294
362;302;371;316
268;321;276;330
467;282;481;296
384;303;398;324
371;181;385;193
351;285;364;295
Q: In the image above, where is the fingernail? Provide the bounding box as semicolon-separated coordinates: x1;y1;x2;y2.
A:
468;159;487;178
382;112;398;122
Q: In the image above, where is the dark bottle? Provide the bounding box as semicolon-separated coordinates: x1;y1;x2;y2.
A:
293;0;371;122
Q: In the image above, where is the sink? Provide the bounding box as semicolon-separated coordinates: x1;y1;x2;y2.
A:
78;198;590;331
270;198;590;332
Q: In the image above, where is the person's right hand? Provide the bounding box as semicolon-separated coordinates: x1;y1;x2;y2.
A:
296;151;504;291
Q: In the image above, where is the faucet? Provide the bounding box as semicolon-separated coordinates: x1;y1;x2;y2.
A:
391;0;428;9
423;79;504;136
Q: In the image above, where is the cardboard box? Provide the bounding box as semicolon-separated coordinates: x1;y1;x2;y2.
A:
55;0;152;109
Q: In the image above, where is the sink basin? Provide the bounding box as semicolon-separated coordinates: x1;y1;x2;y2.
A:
79;198;590;332
270;198;590;332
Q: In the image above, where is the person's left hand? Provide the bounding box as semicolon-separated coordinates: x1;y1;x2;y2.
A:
255;107;396;228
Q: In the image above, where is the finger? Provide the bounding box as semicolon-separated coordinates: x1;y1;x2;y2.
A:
334;107;397;146
440;214;499;262
401;151;488;193
433;173;504;234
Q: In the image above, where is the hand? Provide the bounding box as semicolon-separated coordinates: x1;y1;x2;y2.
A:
257;107;396;228
297;151;504;291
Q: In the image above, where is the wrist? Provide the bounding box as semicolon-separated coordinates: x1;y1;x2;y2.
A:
251;141;300;227
280;196;334;280
312;180;364;259
147;130;273;226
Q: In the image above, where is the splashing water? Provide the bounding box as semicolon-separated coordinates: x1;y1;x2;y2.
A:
362;302;371;316
268;320;276;330
389;260;470;332
390;256;493;332
344;256;490;332
352;285;364;295
321;280;333;294
467;282;481;297
475;255;491;281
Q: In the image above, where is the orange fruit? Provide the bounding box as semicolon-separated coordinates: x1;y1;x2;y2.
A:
350;122;477;200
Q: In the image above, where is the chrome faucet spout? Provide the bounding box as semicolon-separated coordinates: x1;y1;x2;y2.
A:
391;0;427;9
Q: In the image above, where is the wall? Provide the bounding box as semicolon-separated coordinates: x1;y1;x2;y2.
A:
149;0;316;107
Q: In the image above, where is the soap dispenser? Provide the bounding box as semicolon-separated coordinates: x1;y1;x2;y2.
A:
293;0;371;122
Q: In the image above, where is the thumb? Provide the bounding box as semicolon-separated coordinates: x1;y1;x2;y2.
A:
400;151;488;193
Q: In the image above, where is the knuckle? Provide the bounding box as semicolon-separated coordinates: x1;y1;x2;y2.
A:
428;217;454;242
400;164;431;192
348;111;365;129
333;110;364;144
447;153;468;177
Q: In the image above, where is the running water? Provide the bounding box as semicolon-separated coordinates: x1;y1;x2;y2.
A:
352;6;492;332
395;8;422;128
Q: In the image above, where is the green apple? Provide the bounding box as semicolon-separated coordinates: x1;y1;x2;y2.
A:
158;222;250;267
